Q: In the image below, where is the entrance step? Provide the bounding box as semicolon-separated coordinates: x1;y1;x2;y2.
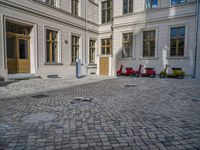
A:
8;74;41;81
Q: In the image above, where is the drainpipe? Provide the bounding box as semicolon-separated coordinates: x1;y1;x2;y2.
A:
193;0;200;78
85;0;87;76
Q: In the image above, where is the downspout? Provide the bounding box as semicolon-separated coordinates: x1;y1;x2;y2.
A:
85;0;87;76
193;0;200;78
111;0;114;76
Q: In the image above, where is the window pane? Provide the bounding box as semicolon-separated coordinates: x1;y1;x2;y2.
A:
123;0;128;14
107;39;110;45
143;30;155;57
178;27;185;37
46;42;50;62
101;47;105;55
19;39;28;59
52;31;57;40
170;47;176;56
52;42;57;62
129;0;133;13
152;0;158;9
7;37;16;58
171;28;177;38
170;27;185;56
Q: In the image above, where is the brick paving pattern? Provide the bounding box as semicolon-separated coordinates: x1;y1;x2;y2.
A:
0;77;200;150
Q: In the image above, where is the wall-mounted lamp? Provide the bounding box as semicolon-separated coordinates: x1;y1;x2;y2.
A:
65;40;68;44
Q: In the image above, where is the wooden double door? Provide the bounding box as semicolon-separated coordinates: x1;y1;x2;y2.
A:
7;33;30;74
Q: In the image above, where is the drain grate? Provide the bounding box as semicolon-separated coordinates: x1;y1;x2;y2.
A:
32;94;49;99
124;84;137;87
191;98;200;102
71;97;93;104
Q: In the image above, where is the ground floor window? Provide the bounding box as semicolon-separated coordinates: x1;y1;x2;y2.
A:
170;26;185;57
46;29;58;63
122;33;133;58
71;35;80;63
101;38;112;55
143;30;156;57
89;40;96;64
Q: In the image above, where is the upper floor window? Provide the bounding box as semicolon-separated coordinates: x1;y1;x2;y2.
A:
102;0;112;24
72;0;79;16
171;0;186;5
170;26;185;57
43;0;56;6
122;33;133;58
123;0;133;14
143;30;156;57
101;38;112;55
145;0;158;10
46;29;58;63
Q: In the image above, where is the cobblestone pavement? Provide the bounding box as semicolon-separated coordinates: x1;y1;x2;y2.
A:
0;76;113;99
0;77;200;150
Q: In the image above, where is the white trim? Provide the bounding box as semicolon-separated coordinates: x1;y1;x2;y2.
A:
168;24;189;58
140;27;159;59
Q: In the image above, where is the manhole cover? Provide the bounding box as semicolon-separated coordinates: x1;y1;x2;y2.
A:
22;112;57;124
32;94;49;98
71;97;93;104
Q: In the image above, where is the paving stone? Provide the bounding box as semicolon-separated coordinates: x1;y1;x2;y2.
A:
0;77;200;149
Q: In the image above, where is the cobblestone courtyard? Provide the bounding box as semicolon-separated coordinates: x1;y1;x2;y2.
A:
0;77;200;150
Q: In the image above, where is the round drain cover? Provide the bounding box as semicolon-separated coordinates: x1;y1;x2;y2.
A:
22;112;57;124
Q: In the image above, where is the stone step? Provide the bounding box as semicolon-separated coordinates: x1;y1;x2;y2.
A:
8;74;41;80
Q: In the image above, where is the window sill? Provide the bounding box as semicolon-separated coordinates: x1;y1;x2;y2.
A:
119;57;136;60
98;54;113;57
70;63;84;66
167;56;189;60
44;62;63;65
139;57;159;60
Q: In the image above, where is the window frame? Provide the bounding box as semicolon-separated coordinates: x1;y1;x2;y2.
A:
71;35;80;64
45;28;60;63
141;29;158;59
42;0;57;7
101;38;112;55
122;33;133;58
101;0;113;24
71;0;79;16
123;0;133;15
89;39;96;64
169;26;186;57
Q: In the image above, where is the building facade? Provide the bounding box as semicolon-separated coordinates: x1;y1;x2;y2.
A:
0;0;199;79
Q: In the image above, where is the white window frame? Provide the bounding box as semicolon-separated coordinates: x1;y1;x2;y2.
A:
120;31;135;59
70;33;82;64
43;26;61;64
168;24;189;59
140;27;159;60
88;38;97;64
